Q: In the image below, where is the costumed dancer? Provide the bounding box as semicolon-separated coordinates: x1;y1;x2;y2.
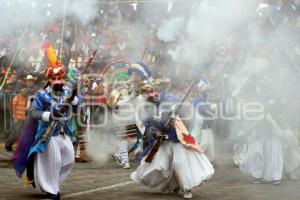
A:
237;77;287;184
131;84;214;199
108;81;138;169
190;77;216;162
74;49;97;162
109;62;153;169
129;62;158;155
13;44;78;200
239;113;283;184
105;63;138;169
67;69;89;162
230;77;249;167
239;111;300;183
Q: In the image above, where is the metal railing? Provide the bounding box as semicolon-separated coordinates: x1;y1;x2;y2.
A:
0;92;14;139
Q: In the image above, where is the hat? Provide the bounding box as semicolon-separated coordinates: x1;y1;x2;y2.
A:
6;79;14;85
25;75;35;80
67;68;78;83
197;77;209;92
128;62;152;81
42;43;65;84
155;78;171;85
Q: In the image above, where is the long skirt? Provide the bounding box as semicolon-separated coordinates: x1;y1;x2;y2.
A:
191;114;215;161
281;129;300;175
232;131;248;166
34;134;75;194
198;129;215;162
233;143;247;166
239;135;283;182
131;142;214;192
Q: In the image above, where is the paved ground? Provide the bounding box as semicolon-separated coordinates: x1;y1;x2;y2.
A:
1;142;300;200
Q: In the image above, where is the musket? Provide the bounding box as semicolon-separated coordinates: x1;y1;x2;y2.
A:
145;80;196;163
81;49;97;75
41;120;57;143
141;47;146;63
41;95;74;143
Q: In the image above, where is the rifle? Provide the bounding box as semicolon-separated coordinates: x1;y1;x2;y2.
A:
145;80;196;163
42;120;57;142
81;49;97;74
41;89;77;143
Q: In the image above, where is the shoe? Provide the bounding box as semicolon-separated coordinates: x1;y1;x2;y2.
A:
252;179;261;184
122;163;130;169
232;160;239;168
113;153;122;166
173;186;181;193
45;192;60;200
183;190;193;199
5;145;13;152
272;181;280;185
75;157;87;163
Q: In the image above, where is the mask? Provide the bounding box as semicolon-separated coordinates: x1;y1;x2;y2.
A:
53;84;64;92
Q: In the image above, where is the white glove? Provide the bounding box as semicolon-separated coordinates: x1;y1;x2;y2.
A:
210;104;218;111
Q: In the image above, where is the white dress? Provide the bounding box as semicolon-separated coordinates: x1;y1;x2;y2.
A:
239;130;283;182
232;131;248;166
131;141;214;192
281;129;300;175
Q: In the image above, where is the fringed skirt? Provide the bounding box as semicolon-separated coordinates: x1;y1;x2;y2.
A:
131;141;214;192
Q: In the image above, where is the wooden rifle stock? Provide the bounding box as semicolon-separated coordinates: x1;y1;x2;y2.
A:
144;135;163;163
144;122;171;163
81;49;97;74
41;121;57;143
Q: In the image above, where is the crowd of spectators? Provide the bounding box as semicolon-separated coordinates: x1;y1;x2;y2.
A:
0;0;299;143
0;0;193;143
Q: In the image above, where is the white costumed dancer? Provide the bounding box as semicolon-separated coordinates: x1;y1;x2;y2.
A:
190;77;215;162
239;113;300;184
131;92;214;199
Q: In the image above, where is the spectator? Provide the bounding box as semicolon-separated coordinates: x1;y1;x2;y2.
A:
5;88;27;151
24;74;38;96
28;49;43;73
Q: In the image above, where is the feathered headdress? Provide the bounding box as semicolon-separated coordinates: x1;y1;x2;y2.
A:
42;43;65;81
128;62;152;81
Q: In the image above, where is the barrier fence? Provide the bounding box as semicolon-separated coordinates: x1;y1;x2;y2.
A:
0;92;15;139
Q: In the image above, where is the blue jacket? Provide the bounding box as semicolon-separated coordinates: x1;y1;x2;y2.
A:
28;86;78;157
135;92;180;160
193;94;213;129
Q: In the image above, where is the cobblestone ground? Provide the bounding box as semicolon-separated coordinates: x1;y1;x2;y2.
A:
1;142;300;200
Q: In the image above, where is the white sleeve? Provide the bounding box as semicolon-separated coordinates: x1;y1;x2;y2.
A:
71;96;79;105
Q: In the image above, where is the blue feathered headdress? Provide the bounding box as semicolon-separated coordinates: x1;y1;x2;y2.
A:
128;62;152;80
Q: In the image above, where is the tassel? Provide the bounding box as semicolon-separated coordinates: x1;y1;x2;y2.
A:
22;175;34;185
